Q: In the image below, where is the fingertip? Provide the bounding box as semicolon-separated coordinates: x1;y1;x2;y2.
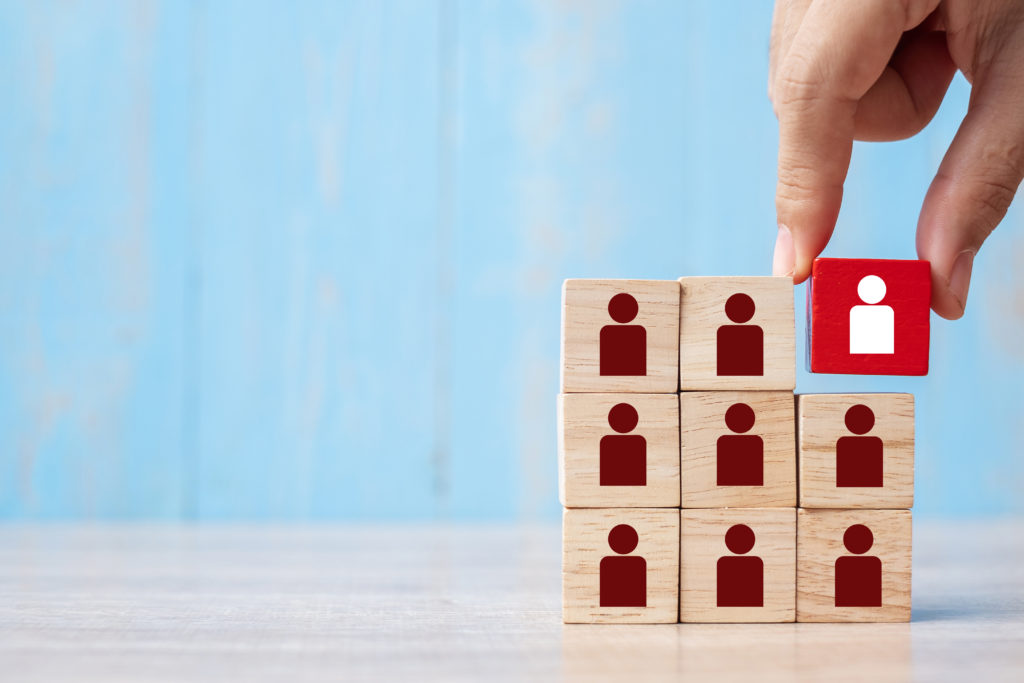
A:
791;244;815;284
772;225;795;278
774;172;843;286
772;223;817;284
930;249;973;320
919;229;973;320
930;281;967;320
774;196;840;284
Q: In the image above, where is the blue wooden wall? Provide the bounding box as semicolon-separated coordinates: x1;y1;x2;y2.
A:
1;1;1022;520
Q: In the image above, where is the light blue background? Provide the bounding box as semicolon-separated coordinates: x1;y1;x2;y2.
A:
1;1;1021;520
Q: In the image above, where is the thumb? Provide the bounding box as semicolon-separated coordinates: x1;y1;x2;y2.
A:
917;64;1024;319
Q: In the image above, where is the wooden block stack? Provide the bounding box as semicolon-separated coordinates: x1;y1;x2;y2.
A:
795;393;913;622
560;276;914;623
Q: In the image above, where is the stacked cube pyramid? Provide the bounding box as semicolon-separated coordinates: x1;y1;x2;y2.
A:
559;276;915;623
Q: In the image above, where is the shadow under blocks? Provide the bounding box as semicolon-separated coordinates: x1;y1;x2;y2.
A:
560;264;923;623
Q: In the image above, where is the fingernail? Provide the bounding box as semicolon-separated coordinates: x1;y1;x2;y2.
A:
773;224;795;277
947;249;975;314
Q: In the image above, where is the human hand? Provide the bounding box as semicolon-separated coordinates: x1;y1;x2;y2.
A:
769;0;1024;319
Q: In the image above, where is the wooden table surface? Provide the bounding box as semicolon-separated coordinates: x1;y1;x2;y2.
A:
1;521;1022;682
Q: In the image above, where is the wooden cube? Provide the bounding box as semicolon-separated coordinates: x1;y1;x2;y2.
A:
679;391;796;508
559;393;680;508
562;279;680;393
679;277;795;390
808;258;930;375
680;508;795;622
797;509;912;622
563;508;679;623
797;393;914;508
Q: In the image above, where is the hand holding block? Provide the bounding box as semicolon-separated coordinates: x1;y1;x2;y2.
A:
680;508;796;623
797;509;912;622
798;393;914;509
679;277;795;390
808;258;930;375
562;280;680;393
679;391;796;508
559;394;680;508
563;508;679;623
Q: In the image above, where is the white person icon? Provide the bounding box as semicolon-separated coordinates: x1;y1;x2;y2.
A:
849;275;894;354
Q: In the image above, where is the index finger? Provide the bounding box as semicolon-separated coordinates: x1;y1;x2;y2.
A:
773;0;940;281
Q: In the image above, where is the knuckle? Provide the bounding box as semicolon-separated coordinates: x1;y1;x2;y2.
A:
773;52;828;110
776;172;819;203
776;167;842;206
973;142;1024;209
946;163;1021;245
969;175;1017;236
774;72;821;111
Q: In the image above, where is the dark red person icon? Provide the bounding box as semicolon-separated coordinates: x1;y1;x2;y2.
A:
716;524;764;607
836;405;884;487
716;293;764;376
716;403;764;486
835;524;882;606
600;293;646;376
599;403;646;486
599;524;646;607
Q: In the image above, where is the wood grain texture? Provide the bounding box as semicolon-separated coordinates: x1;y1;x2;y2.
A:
798;393;914;509
797;509;912;623
559;394;679;508
561;280;680;393
563;508;679;623
680;508;796;623
679;391;796;508
2;522;1024;681
679;277;795;391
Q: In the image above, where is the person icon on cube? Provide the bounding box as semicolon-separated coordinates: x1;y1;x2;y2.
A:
716;403;764;486
599;403;646;486
716;293;764;376
836;404;884;487
716;524;764;607
834;524;882;607
850;275;894;354
600;293;646;376
600;524;647;607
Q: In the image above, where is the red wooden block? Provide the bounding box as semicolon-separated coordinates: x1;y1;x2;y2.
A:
808;258;930;376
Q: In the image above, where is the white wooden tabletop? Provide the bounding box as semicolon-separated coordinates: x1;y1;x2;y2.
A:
1;521;1022;682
